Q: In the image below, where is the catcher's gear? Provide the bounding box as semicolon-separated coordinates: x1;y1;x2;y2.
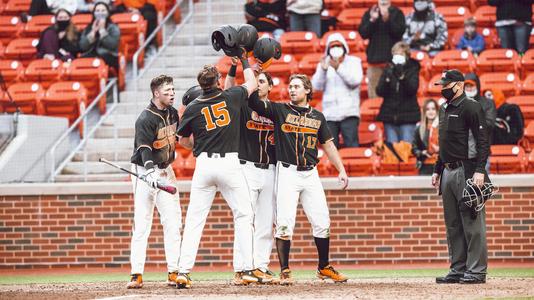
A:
253;37;282;69
237;24;258;54
182;85;202;106
462;178;498;212
211;25;241;57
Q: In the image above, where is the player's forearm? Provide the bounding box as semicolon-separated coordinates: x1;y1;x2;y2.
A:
139;147;154;169
179;136;193;150
242;58;258;95
323;140;346;174
224;64;237;90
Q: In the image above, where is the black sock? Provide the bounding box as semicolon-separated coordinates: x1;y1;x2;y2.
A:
276;238;291;271
314;237;330;269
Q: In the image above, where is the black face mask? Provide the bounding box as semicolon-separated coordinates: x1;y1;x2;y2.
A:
441;83;457;101
57;20;70;31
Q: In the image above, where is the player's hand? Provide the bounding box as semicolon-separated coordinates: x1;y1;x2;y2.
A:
231;57;239;66
422;150;432;158
329;58;340;70
472;172;484;188
431;173;440;189
338;170;349;190
320;56;329;71
140;168;158;189
370;5;379;21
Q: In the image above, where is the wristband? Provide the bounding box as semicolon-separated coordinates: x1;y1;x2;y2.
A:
228;64;237;77
240;58;250;70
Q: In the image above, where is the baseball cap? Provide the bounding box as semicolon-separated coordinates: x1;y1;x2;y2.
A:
434;69;465;86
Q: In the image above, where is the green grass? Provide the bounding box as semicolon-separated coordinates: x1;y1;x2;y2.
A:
1;268;533;285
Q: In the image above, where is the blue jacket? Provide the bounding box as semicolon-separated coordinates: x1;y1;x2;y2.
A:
456;32;485;54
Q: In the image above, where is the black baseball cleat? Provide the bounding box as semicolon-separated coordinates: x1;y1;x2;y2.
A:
459;276;486;284
435;275;462;284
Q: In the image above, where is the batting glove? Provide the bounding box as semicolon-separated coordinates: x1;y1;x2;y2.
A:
140;168;158;189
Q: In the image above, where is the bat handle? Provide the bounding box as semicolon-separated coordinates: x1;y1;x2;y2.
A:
157;183;177;195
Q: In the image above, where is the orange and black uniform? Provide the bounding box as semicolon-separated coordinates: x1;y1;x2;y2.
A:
239;102;276;166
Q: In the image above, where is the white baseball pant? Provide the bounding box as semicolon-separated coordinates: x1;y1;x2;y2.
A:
178;152;255;273
274;162;330;240
130;164;181;274
234;161;276;272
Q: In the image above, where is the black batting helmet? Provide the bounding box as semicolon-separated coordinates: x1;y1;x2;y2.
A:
211;25;242;57
253;37;282;69
237;24;258;54
182;85;202;106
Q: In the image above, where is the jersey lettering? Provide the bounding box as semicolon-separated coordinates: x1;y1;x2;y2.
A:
306;136;317;149
201;102;231;131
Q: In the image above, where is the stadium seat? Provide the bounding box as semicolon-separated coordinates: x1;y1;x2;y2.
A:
269;77;287;101
41;81;88;130
320;30;364;53
22;15;54;38
523;121;534;144
430;49;476;77
280;31;320;59
433;0;467;5
418;77;428;97
477;49;521;74
317;154;335;176
216;56;244;82
521;74;534;95
2;0;30;16
3;38;38;65
24;58;65;89
342;0;369;8
0;59;24;84
360;97;382;122
352;51;368;72
489;145;526;174
528;151;534;173
507;95;534;123
358;122;383;146
265;54;299;83
479;73;521;97
71;14;93;29
111;13;147;66
435;6;472;30
449;27;499;50
337;8;367;30
0;82;44;114
521;49;534;77
337;147;379;176
298;53;322;76
411;51;431;80
426;74;443;97
64;58;109;114
0;16;22;45
181;152;196;178
473;6;496;28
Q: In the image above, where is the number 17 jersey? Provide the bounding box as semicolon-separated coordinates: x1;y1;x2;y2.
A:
177;86;247;157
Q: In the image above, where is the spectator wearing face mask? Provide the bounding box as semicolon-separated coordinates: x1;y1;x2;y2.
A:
311;32;363;148
376;41;421;143
286;0;322;37
37;8;80;61
412;98;439;175
456;17;485;55
359;0;406;99
489;0;532;55
77;0;111;14
464;73;496;143
403;0;448;57
80;1;120;70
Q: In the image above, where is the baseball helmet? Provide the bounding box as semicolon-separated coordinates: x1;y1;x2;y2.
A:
182;85;202;106
237;24;258;54
253;37;282;69
211;25;242;57
462;178;498;212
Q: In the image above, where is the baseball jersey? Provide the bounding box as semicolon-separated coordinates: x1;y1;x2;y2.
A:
178;86;248;157
248;92;333;166
239;95;276;164
131;101;179;168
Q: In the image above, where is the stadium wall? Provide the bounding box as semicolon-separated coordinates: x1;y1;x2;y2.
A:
0;176;533;270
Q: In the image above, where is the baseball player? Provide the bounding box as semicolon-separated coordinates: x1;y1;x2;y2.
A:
175;56;262;289
224;59;277;284
248;73;349;285
127;75;182;289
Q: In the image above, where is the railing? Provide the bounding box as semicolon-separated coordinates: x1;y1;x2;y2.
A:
47;79;119;182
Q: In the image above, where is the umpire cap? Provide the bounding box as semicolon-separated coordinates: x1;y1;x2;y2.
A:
434;69;465;85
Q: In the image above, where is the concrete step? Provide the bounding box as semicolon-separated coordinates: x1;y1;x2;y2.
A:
55;173;130;182
162;45;219;57
62;161;131;175
84;138;133;151
151;55;219;68
194;1;245;13
136;77;198;92
169;34;213;46
100;114;138;127
141;66;203;79
72;150;132;162
191;12;245;24
93;126;135;139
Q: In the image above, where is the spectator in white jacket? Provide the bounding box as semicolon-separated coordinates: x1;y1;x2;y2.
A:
287;0;323;37
312;33;363;148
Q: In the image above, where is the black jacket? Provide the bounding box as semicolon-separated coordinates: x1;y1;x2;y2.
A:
358;6;406;64
375;58;421;124
464;73;496;137
411;124;429;161
488;0;533;23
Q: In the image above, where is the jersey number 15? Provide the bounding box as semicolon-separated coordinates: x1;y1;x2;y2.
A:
201;102;231;131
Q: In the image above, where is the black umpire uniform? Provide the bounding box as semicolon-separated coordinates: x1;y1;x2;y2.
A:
433;70;490;284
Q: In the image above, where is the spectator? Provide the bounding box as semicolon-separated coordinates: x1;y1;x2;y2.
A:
312;33;363;148
37;8;80;61
77;0;111;14
376;41;421;143
115;0;157;52
245;0;287;40
80;1;120;70
485;89;525;145
456;17;485;55
488;0;533;55
359;0;406;99
412;99;439;175
403;0;448;57
286;0;322;37
465;73;496;141
29;0;77;16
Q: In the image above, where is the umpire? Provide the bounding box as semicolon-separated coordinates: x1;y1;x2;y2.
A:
431;70;490;284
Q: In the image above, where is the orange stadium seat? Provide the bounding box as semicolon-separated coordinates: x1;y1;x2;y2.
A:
433;0;467;5
338;147;379;176
521;74;534;95
111;13;147;66
0;16;23;45
430;49;476;77
521;49;534;77
22;15;54;38
426;74;443;97
321;30;364;53
523;121;534;144
324;0;344;10
0;59;24;84
435;6;472;30
64;58;109;114
317;154;335;176
473;6;496;28
337;8;367;30
449;27;499;50
298;53;322;76
181;152;196;178
270;77;288;101
216;56;244;82
0;82;44;114
358;122;383;146
360;97;382;122
507;95;534;123
418;77;428;97
41;81;87;127
411;51;431;80
477;49;521;74
24;58;65;89
280;31;320;59
71;14;93;29
528;151;534;173
479;73;521;97
3;38;38;65
2;0;30;15
265;54;299;83
489;145;526;174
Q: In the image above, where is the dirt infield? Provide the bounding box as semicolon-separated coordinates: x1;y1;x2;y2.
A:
1;278;534;300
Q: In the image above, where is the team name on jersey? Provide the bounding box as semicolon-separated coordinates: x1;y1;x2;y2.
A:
246;111;275;132
153;123;177;149
282;114;322;134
